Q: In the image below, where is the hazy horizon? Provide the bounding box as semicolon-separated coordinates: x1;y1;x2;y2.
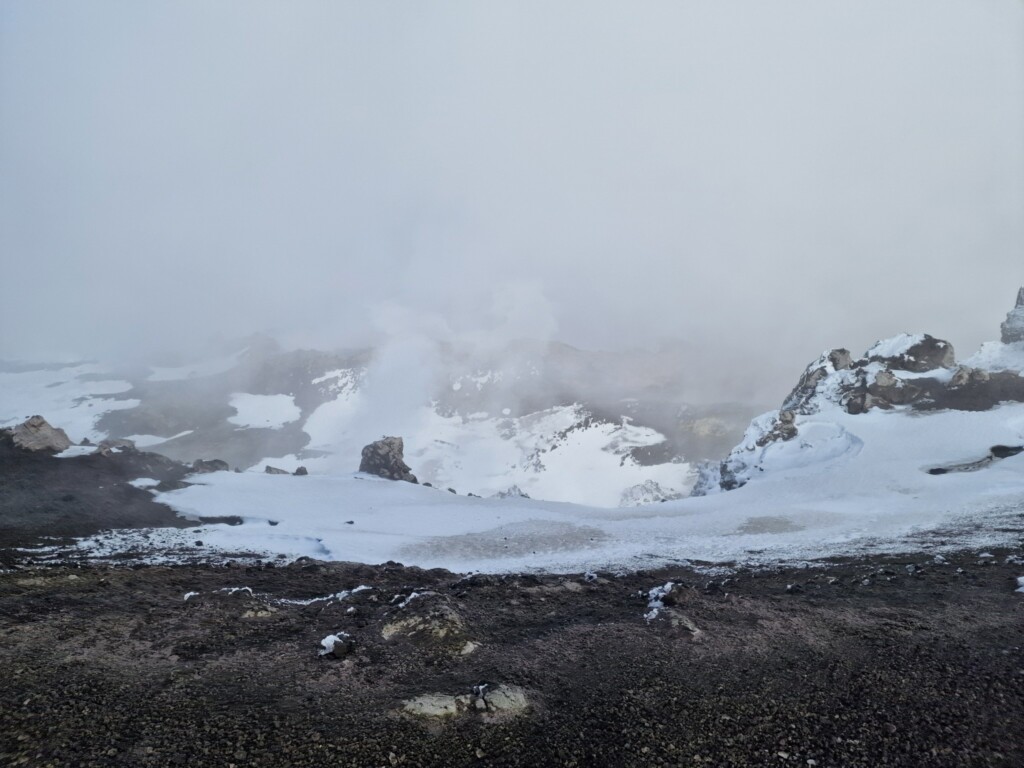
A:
2;1;1022;407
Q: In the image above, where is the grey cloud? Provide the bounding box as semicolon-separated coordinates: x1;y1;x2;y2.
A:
1;1;1021;406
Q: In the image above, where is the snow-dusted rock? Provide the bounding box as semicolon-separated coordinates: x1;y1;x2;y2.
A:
1000;287;1024;344
92;438;137;456
192;458;229;473
359;436;418;483
866;333;955;373
711;303;1024;493
493;484;531;499
619;479;681;506
6;415;72;453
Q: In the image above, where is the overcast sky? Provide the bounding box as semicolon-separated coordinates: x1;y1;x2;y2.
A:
1;1;1022;402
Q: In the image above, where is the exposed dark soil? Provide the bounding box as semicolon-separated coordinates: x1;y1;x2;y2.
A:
1;549;1022;768
0;437;195;551
2;441;1023;766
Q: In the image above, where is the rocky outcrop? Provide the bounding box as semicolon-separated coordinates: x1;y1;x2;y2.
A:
264;465;290;475
93;438;137;457
359;436;417;483
1001;287;1024;344
866;334;955;373
705;293;1024;494
6;416;72;453
192;459;229;473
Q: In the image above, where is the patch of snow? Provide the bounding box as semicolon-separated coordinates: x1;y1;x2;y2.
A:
288;394;692;507
129;477;160;489
56;445;97;458
122;430;193;448
183;591;200;601
227;393;301;429
276;585;372;606
645;582;675;622
0;364;138;443
218;586;253;596
62;400;1024;575
319;632;351;656
965;341;1024;375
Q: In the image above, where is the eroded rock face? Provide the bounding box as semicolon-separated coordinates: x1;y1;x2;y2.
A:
7;416;72;453
359;436;417;483
1001;287;1024;344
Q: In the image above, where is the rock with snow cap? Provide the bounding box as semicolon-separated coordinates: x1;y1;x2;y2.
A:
1000;287;1024;344
865;333;955;373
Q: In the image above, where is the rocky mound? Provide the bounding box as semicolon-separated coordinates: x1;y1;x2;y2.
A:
700;289;1024;493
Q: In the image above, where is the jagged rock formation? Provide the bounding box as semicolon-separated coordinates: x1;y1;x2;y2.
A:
6;415;72;453
703;293;1024;494
1001;287;1024;344
359;436;418;483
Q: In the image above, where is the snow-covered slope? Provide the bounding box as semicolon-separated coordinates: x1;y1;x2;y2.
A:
68;396;1024;573
0;342;745;507
10;314;1024;573
702;332;1024;493
0;363;138;443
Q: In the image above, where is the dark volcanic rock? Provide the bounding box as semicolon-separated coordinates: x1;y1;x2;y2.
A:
293;466;308;476
264;465;290;475
1001;286;1024;344
192;459;229;474
359;436;418;483
1;554;1022;766
0;435;193;547
6;415;72;453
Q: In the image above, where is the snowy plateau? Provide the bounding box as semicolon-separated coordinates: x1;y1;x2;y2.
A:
3;322;1024;574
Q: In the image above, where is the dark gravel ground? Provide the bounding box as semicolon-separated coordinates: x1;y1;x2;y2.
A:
0;437;194;551
1;549;1022;767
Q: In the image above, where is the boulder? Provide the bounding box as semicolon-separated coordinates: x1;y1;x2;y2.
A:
1000;287;1024;344
7;416;72;453
359;436;418;483
192;459;229;474
93;438;137;457
866;334;955;372
264;465;290;475
293;466;308;476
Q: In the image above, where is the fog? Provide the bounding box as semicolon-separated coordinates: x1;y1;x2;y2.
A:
2;1;1022;406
